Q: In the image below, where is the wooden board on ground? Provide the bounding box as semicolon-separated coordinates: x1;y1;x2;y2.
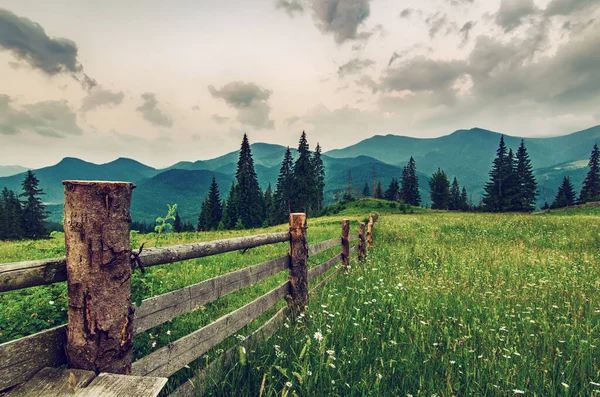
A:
4;367;95;397
74;373;167;397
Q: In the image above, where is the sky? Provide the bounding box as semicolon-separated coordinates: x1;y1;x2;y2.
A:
0;0;599;168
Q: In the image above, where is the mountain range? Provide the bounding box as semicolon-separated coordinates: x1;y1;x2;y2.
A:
1;125;599;223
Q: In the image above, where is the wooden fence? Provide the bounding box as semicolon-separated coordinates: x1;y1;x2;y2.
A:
0;181;378;396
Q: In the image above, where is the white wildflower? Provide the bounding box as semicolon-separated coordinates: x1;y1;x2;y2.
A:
49;301;55;305
285;381;292;388
314;331;323;342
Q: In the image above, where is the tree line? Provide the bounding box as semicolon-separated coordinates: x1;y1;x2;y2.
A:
196;132;325;231
0;171;48;240
543;144;600;209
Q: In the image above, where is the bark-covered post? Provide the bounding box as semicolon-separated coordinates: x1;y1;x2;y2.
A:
367;214;374;249
341;219;350;267
63;181;136;374
288;213;308;315
358;222;366;261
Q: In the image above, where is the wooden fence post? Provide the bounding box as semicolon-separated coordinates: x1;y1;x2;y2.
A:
341;219;350;267
358;222;366;261
367;214;374;249
63;181;136;374
288;213;308;315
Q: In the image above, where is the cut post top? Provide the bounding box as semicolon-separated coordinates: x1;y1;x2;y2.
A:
289;213;307;228
63;180;136;188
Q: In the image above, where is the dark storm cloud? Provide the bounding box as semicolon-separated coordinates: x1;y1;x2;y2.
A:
0;94;83;137
399;8;415;18
337;57;375;78
136;93;173;128
276;0;305;17
310;0;372;44
208;82;274;130
495;0;538;32
0;8;96;90
80;86;125;113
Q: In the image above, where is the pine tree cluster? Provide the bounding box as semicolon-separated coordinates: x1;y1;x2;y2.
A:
428;171;469;211
482;137;538;212
0;171;48;240
197;132;325;231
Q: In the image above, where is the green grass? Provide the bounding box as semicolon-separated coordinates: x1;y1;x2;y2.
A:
1;200;599;395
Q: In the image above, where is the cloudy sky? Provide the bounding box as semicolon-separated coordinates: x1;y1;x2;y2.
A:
0;0;599;168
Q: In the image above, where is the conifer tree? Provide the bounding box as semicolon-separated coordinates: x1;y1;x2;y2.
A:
551;176;577;209
221;182;238;230
20;171;47;239
173;211;182;233
197;199;209;231
483;136;513;212
0;195;5;240
343;170;354;202
202;176;223;230
460;187;469;211
513;140;538;211
449;177;461;210
274;147;294;224
384;178;400;201
579;144;600;204
375;181;383;200
234;134;264;228
400;157;421;206
312;143;325;212
429;168;451;210
2;188;23;240
292;131;315;213
362;182;370;198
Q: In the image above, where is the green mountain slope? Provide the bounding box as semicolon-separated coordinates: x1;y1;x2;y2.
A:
0;165;29;177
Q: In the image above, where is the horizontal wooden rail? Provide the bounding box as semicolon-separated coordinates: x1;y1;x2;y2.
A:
132;281;289;378
349;234;359;242
169;306;291;397
0;232;290;293
134;255;289;334
0;325;67;391
307;238;341;257
308;254;342;282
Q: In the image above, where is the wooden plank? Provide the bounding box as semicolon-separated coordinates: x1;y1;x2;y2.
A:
0;325;67;392
133;255;289;334
132;282;289;378
5;367;95;396
0;258;67;293
74;373;167;397
0;232;289;293
348;234;359;242
169;306;291;397
310;267;342;295
308;254;342;282
307;238;341;257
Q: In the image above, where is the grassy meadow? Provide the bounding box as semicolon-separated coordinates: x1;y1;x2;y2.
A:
1;200;599;395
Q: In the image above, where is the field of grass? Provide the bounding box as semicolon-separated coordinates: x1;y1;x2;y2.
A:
1;200;599;395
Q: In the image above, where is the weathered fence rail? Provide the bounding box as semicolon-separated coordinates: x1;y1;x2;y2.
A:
0;180;378;396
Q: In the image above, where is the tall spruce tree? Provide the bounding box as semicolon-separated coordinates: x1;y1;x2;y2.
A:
513;140;538;211
200;176;223;230
375;181;383;200
429;168;451;210
579;144;600;204
20;171;47;239
384;178;400;201
400;157;421;206
273;147;294;224
292;131;315;213
0;194;5;240
234;134;264;228
483;136;513;212
312;143;325;212
551;176;577;209
460;187;469;211
2;188;23;240
221;182;239;230
362;182;370;198
449;177;461;210
173;211;182;233
505;149;519;211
